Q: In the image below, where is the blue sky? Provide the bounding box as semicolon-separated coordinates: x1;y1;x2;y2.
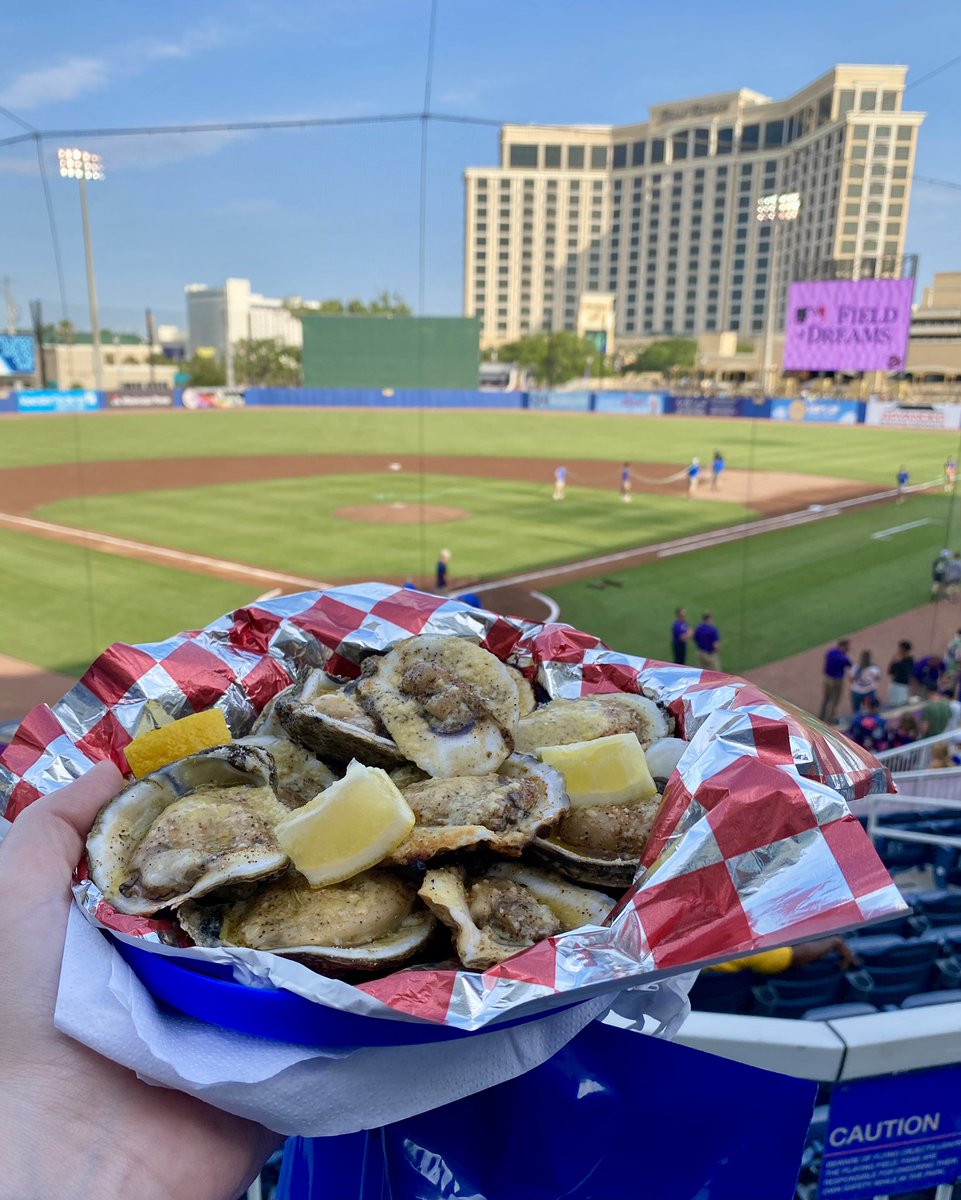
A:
1;0;959;332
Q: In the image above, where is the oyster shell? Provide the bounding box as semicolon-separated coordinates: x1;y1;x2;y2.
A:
384;754;569;865
236;733;338;809
86;745;290;917
508;666;537;717
356;635;520;777
531;792;663;887
419;862;613;970
277;676;407;769
178;868;435;973
514;694;670;756
645;737;688;787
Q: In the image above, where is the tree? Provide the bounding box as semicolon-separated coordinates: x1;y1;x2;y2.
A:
291;293;412;319
630;339;697;373
185;354;226;386
232;337;301;387
498;331;595;386
369;290;411;316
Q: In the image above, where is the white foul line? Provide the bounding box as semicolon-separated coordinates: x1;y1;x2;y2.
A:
0;511;332;590
871;518;938;540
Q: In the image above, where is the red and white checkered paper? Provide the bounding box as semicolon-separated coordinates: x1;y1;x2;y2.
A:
0;583;904;1031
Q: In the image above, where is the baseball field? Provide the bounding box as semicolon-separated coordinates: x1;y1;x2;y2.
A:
1;406;959;689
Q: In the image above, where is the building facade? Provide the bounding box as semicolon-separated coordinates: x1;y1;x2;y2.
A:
185;278;317;359
464;66;924;348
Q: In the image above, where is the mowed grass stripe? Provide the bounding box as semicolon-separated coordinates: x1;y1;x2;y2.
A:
549;492;961;673
34;473;755;582
0;527;254;676
1;408;957;483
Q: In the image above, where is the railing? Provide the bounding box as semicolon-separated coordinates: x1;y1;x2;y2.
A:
864;791;961;857
875;728;961;773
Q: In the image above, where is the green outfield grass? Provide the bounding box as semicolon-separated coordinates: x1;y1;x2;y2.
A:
34;474;754;582
0;528;253;675
550;492;961;671
1;407;958;483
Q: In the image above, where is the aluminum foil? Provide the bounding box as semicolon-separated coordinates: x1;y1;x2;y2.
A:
0;583;905;1031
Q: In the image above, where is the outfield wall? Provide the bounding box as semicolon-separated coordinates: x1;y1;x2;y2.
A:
7;387;961;428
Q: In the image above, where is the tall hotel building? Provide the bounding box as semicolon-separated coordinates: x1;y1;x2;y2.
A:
464;66;924;347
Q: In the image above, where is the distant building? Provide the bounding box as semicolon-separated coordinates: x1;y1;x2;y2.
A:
907;271;961;382
43;338;176;392
464;65;924;347
185;279;320;359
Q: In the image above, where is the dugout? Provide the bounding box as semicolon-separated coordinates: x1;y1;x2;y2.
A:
301;315;480;389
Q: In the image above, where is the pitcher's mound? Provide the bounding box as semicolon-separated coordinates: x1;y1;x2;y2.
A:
336;503;468;524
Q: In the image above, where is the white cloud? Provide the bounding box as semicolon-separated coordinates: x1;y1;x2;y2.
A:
99;128;252;171
0;155;36;176
0;25;233;112
0;56;110;110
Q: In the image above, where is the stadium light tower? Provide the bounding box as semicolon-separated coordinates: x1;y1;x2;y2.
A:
756;191;801;397
58;148;105;391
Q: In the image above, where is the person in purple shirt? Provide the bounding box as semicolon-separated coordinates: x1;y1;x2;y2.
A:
671;607;691;664
819;637;852;724
694;611;721;670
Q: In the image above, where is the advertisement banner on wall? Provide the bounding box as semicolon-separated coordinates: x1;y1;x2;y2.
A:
108;391;173;409
783;278;914;372
770;398;863;424
593;392;665;416
820;1064;961;1199
17;389;99;413
0;335;36;376
670;395;746;418
180;387;246;410
865;399;961;430
527;390;592;412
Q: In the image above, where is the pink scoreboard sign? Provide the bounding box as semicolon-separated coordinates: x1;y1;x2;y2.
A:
783;278;914;372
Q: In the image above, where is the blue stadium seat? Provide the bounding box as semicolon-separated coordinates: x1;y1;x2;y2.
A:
845;934;905;960
688;970;754;1014
930;924;961;953
851;940;940;970
915;892;961;928
752;978;843;1018
776;954;844;983
802;1002;878;1021
900;990;961;1010
845;964;937;1007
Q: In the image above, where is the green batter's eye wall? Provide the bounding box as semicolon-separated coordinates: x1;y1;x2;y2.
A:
301;316;481;390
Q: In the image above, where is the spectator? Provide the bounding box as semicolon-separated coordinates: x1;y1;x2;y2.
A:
711;450;725;491
819;637;852;724
850;650;882;714
914;654;945;697
919;697;961;738
671;607;691;665
889;712;920;748
932;550;951;601
947;554;961;601
693;611;721;670
896;465;909;504
887;640;914;708
847;696;889;753
709;936;856;975
929;742;959;769
942;629;961;698
435;548;451;591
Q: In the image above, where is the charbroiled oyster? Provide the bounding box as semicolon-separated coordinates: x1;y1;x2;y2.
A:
514;694;670;756
508;666;537;717
236;733;338;809
356;635;520;777
179;868;435;973
86;745;290;916
384;754;568;865
419;863;613;970
277;675;407;769
532;793;663;887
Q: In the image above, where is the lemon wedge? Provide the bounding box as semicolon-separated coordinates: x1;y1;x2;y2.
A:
125;709;232;778
538;732;657;810
274;760;416;887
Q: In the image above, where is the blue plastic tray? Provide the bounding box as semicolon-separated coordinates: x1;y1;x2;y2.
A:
115;938;573;1048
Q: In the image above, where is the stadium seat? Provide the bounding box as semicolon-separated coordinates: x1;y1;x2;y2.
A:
776;954;844;983
688;970;755;1014
752;977;843;1018
915;892;961;928
801;1002;878;1021
851;939;940;970
929;924;961;953
845;964;937;1007
900;990;961;1010
845;934;905;959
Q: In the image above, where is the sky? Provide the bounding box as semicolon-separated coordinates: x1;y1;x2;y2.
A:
0;0;959;333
